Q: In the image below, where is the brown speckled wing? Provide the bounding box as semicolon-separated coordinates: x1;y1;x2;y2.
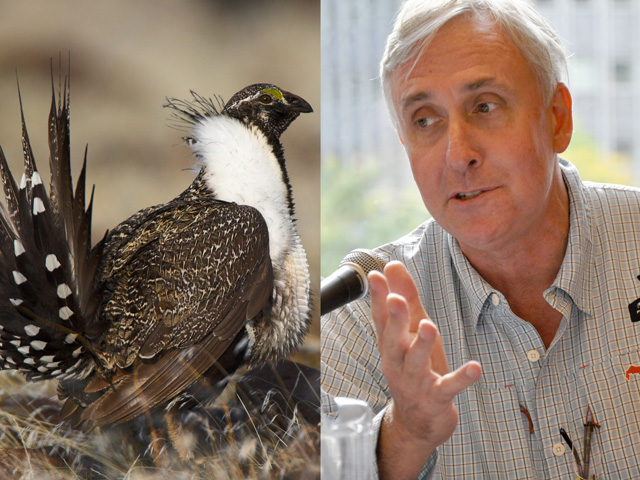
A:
82;258;272;426
82;200;273;426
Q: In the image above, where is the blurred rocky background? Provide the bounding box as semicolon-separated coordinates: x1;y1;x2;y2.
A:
0;0;320;360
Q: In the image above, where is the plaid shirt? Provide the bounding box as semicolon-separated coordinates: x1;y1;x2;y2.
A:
322;160;640;479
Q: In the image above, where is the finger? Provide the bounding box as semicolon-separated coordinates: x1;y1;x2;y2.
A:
383;262;450;374
429;332;450;376
403;319;438;377
438;361;482;400
384;261;420;299
382;293;413;369
369;270;390;348
384;262;429;331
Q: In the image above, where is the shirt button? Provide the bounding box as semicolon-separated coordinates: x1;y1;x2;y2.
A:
552;443;566;456
527;349;541;362
490;293;500;306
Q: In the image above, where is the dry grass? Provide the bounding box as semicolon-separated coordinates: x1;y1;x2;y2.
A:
0;361;320;480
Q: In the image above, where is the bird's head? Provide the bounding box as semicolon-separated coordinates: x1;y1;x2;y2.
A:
164;84;312;214
222;84;313;142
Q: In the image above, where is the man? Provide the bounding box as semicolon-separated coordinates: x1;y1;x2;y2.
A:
321;0;640;478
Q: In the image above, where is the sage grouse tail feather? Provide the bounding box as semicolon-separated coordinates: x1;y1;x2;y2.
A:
0;80;102;384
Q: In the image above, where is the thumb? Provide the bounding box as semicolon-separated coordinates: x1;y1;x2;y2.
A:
440;361;482;399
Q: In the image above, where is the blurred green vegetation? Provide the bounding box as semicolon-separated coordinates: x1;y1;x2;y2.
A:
321;157;427;277
563;125;635;186
321;126;637;278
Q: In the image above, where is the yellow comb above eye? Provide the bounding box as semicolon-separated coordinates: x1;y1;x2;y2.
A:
261;88;283;101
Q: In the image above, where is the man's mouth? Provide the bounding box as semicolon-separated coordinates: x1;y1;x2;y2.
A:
455;190;484;200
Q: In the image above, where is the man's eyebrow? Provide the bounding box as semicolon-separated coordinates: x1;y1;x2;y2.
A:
465;77;498;91
399;77;508;112
400;91;431;112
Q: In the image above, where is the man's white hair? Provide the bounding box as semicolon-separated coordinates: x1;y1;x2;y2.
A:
380;0;568;126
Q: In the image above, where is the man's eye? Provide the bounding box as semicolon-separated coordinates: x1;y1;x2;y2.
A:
474;102;497;114
416;117;436;128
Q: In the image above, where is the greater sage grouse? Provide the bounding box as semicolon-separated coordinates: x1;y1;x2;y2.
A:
0;80;312;428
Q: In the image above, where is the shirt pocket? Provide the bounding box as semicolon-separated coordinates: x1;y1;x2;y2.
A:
572;348;640;478
443;373;535;478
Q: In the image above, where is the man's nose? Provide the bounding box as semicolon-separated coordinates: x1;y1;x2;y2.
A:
445;118;481;172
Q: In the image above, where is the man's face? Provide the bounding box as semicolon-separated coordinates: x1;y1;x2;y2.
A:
390;15;572;256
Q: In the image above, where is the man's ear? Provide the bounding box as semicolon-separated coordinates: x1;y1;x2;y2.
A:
398;132;404;146
551;82;573;154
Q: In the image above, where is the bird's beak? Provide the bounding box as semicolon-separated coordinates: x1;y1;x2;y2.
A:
285;92;313;113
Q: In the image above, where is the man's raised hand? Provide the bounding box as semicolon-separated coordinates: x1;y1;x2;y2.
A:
369;262;482;480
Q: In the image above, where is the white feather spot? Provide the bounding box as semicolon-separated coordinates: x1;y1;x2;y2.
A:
32;197;45;215
31;172;42;186
30;340;46;351
19;174;28;190
12;271;27;285
10;340;20;347
9;298;23;306
59;306;74;320
17;345;30;355
45;254;61;272
51;369;62;376
37;366;48;373
57;284;72;299
6;357;16;365
40;355;55;363
64;333;77;344
24;325;40;336
46;361;61;368
72;346;83;358
69;358;83;371
13;240;25;257
23;358;36;365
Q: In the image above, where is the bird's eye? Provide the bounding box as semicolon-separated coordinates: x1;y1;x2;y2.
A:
259;94;272;104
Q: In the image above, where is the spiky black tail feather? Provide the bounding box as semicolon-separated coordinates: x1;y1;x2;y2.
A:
0;77;104;382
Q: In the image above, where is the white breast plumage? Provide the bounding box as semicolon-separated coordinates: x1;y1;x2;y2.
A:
192;115;292;262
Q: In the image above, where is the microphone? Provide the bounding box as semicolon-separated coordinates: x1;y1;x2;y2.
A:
321;249;387;315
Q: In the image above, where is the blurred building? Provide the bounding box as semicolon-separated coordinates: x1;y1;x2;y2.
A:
321;0;409;185
537;0;640;183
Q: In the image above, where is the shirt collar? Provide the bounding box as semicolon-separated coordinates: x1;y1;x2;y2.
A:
447;234;498;326
550;159;594;316
447;159;594;326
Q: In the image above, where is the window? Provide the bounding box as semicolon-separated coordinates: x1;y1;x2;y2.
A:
615;61;632;83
